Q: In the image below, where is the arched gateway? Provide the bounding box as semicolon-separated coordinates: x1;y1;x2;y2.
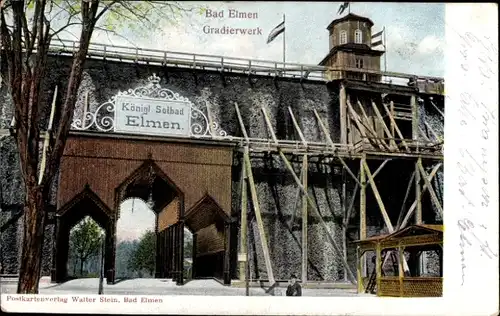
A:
52;74;234;285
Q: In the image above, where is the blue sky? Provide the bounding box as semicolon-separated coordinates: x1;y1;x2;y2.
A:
86;2;445;77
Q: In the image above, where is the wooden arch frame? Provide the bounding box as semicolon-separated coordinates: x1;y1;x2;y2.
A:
52;185;113;283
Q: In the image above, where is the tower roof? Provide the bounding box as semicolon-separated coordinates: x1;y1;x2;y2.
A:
326;13;374;30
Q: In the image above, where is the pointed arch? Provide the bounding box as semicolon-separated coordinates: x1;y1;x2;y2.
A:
185;193;231;232
114;158;185;217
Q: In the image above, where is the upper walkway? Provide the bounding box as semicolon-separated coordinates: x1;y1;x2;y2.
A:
41;39;444;94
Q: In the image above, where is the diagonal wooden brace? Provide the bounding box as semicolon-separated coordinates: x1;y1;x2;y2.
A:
313;109;361;186
401;163;443;227
362;160;394;232
417;159;443;215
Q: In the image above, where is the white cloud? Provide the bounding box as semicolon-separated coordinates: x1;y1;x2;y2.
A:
418;35;444;55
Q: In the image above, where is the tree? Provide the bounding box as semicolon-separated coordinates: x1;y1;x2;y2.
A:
0;0;202;293
184;228;193;259
69;216;103;276
128;230;156;277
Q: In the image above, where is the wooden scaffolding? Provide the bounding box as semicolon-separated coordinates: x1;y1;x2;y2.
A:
231;80;444;290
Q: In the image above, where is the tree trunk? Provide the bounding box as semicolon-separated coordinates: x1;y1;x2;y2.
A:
80;259;84;276
17;187;46;294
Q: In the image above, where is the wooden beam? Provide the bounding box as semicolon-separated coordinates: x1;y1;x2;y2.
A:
370;101;398;150
340;84;347;144
239;161;248;282
288;107;308;147
360;157;366;240
424;120;441;142
313;109;362;186
348;101;387;150
357;100;388;149
343;170;360;229
418;126;432;142
362;159;394;232
341;166;347;282
390;102;395;138
400;163;442;227
382;102;410;151
243;148;275;285
301;154;308;283
234;102;249;142
415;160;422;224
206;99;215;137
417;158;443;216
39;87;58;185
373;159;391;178
411;95;418;140
261;106;357;284
429;98;445;118
346;101;369;147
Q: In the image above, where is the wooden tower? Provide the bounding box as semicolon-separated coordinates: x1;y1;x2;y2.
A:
319;13;385;81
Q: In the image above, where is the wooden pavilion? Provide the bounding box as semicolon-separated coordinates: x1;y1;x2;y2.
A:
354;224;443;297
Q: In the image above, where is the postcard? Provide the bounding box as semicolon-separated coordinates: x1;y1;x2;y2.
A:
0;1;498;315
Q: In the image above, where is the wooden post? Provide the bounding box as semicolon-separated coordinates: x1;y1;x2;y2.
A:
341;166;347;282
411;94;418;141
301;154;308;283
243;148;276;285
398;245;404;296
415;159;422;224
239;160;248;282
390;101;395;137
340;84;347;144
223;223;231;285
356;247;364;293
417;159;443;215
375;243;382;296
360;157;366;240
360;156;367;277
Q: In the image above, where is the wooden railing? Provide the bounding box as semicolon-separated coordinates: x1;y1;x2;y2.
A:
5;38;444;87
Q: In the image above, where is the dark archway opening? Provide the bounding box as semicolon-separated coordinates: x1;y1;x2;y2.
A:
53;188;112;283
185;194;232;285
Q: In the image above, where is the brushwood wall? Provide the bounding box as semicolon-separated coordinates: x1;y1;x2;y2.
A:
0;55;444;281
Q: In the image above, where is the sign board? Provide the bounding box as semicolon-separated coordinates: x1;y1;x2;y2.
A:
114;95;191;137
238;253;247;262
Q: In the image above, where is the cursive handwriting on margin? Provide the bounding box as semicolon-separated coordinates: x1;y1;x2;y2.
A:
455;31;498;286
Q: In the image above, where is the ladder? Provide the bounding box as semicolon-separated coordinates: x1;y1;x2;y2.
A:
365;251;399;294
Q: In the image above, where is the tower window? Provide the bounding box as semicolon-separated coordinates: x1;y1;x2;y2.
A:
355;58;364;68
354;29;363;44
340;31;347;44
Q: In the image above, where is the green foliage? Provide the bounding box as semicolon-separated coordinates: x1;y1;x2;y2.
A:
128;230;156;277
184;229;193;258
69;216;105;276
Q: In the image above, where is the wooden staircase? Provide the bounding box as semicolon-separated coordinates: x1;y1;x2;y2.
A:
365;251;399;294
